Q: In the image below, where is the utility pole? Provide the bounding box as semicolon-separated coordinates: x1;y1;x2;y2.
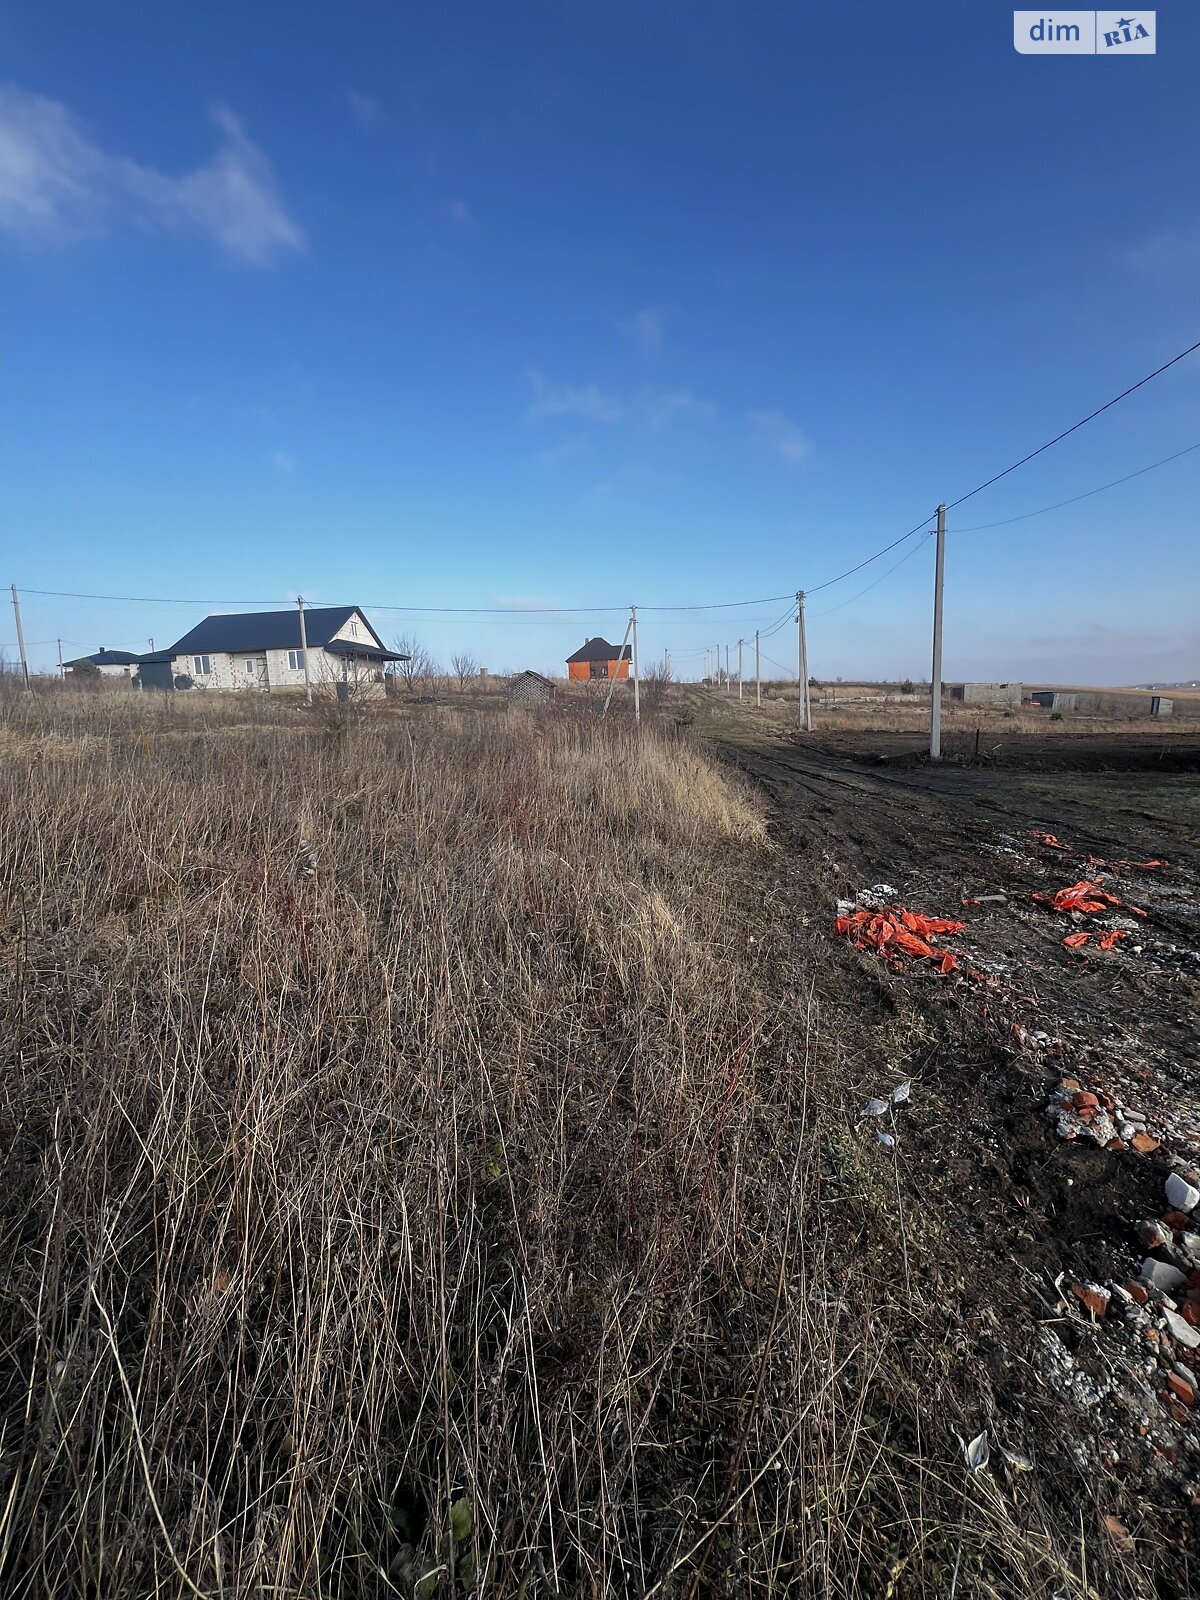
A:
724;643;730;692
148;636;155;652
630;604;641;725
796;591;811;732
929;503;946;760
737;639;743;699
57;639;64;680
755;630;761;707
714;644;720;687
297;595;313;705
10;585;30;690
602;614;634;717
664;646;670;683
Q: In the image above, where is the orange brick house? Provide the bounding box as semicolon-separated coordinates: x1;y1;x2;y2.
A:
566;637;632;682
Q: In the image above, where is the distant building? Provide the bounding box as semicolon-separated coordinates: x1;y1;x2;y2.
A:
565;637;632;682
945;682;1023;706
506;670;557;708
136;607;407;693
64;648;141;678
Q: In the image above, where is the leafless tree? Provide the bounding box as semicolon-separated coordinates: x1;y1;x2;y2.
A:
391;634;441;695
452;652;480;692
640;657;672;711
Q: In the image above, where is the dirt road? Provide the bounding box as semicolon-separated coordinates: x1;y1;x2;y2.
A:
716;724;1200;1591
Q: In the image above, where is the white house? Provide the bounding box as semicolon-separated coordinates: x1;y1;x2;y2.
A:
64;648;142;679
137;606;407;693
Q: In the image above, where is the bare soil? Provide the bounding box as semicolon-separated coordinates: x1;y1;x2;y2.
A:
711;720;1200;1595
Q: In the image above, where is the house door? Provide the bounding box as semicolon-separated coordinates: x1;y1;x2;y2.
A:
243;654;269;691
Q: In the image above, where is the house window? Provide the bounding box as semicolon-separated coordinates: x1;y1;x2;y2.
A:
348;618;360;638
193;655;212;676
287;649;306;671
589;660;609;679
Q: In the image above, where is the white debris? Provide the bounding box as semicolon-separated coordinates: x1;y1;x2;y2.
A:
1164;1308;1200;1350
856;883;897;910
890;1079;912;1105
1141;1258;1186;1293
1166;1172;1200;1213
861;1098;890;1118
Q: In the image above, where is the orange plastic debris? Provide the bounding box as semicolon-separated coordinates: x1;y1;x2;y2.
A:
834;906;966;971
1030;829;1071;850
1098;929;1128;951
1063;931;1091;949
1033;879;1146;918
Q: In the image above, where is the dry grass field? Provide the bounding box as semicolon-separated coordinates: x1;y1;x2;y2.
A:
1;682;1193;1598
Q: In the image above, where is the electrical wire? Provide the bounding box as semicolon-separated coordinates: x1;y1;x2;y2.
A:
945;335;1200;511
16;337;1199;634
945;438;1200;531
809;531;934;618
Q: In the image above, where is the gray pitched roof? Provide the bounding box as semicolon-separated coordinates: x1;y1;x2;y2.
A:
565;636;632;665
65;649;141;667
161;607;384;657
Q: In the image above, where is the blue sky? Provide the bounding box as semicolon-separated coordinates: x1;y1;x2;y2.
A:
1;2;1196;683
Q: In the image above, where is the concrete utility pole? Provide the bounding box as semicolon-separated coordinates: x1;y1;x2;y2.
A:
796;591;811;732
737;639;743;699
601;614;634;717
664;646;670;682
755;630;761;707
297;595;313;705
724;643;730;692
10;586;30;690
630;604;641;725
57;639;64;679
929;503;946;760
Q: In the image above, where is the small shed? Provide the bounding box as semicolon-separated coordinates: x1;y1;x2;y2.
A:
566;637;632;682
507;670;557;707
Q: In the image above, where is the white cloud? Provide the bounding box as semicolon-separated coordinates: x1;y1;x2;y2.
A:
619;308;663;353
345;89;384;129
0;87;304;265
271;450;296;472
534;436;589;467
748;408;811;465
645;389;715;429
525;371;624;423
447;197;473;227
1126;230;1200;272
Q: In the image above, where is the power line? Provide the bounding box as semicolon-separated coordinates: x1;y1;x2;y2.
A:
809;532;933;618
804;518;935;596
17;337;1200;634
945;335;1200;511
946;438;1200;531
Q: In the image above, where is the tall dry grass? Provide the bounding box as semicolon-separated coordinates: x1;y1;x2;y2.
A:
0;694;1105;1597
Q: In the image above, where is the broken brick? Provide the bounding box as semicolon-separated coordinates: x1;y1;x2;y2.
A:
1073;1091;1100;1110
1168;1373;1196;1406
1166;1396;1191;1425
1126;1281;1150;1305
1165;1210;1191;1232
1072;1282;1110;1318
1061;1076;1082;1092
1132;1131;1161;1154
